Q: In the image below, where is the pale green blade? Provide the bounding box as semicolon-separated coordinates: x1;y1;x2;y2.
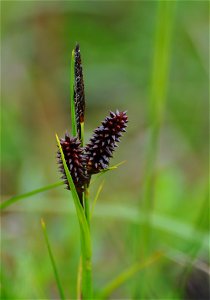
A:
56;134;90;249
99;252;162;299
56;134;92;298
0;181;63;211
41;219;66;300
90;180;105;220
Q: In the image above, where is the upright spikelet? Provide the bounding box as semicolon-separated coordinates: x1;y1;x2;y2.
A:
74;44;85;139
85;110;128;174
57;133;88;198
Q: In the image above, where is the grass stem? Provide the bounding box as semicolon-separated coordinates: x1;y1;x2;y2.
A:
134;1;176;297
77;257;82;300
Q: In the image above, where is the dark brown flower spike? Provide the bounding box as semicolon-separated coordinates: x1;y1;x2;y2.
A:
57;133;88;203
74;43;85;139
85;110;128;174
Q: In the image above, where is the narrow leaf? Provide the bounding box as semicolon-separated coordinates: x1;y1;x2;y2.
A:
91;161;126;185
99;252;163;299
0;181;63;211
41;219;66;300
103;160;126;172
56;134;91;256
90;181;105;220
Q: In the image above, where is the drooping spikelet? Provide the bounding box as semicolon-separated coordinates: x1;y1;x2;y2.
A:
85;110;128;174
57;133;88;197
74;43;85;139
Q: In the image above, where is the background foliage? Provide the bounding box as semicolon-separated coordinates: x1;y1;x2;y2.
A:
1;1;209;299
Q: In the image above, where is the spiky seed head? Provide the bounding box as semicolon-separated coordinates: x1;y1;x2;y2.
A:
85;110;128;174
57;133;88;192
74;43;85;139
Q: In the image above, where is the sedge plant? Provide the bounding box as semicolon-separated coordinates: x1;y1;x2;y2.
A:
56;44;128;299
1;44;168;300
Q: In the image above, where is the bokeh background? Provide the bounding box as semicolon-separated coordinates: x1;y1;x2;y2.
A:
1;1;209;299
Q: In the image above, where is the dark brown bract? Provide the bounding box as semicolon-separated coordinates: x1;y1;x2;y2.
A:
85;110;128;174
74;44;85;139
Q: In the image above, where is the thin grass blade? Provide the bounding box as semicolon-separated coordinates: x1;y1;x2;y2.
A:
41;219;66;300
56;134;90;248
0;181;63;211
56;134;92;299
91;161;126;185
99;252;163;299
90;180;105;220
136;2;177;297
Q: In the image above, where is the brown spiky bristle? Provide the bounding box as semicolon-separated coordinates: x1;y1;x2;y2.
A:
57;133;88;193
85;110;128;174
74;43;85;139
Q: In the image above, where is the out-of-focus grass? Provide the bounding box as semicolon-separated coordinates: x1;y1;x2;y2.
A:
1;1;209;299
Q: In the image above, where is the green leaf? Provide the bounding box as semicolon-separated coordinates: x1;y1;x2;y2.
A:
0;181;63;211
91;161;126;185
56;134;92;299
41;219;66;300
101;160;126;172
90;180;104;220
99;252;163;299
93;203;209;251
56;134;90;252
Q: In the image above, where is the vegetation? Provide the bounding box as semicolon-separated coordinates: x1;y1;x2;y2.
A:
1;1;209;299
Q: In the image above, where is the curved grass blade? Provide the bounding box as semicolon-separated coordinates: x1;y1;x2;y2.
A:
103;160;126;172
5;201;209;251
56;134;90;250
165;248;210;275
90;161;126;185
56;134;92;299
41;219;66;300
0;181;63;211
99;252;163;299
90;180;105;220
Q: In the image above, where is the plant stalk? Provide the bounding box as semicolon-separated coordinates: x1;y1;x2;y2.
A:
80;183;92;299
80;226;92;299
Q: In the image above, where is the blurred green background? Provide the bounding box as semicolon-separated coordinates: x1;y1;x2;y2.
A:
1;1;209;299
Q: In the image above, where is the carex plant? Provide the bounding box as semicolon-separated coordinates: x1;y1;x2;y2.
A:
56;44;128;299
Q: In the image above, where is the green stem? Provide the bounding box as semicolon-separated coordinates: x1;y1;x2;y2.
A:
80;228;92;299
134;1;176;298
81;184;92;299
140;0;176;252
80;110;92;298
145;0;176;211
84;185;90;227
77;185;91;299
77;257;82;300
